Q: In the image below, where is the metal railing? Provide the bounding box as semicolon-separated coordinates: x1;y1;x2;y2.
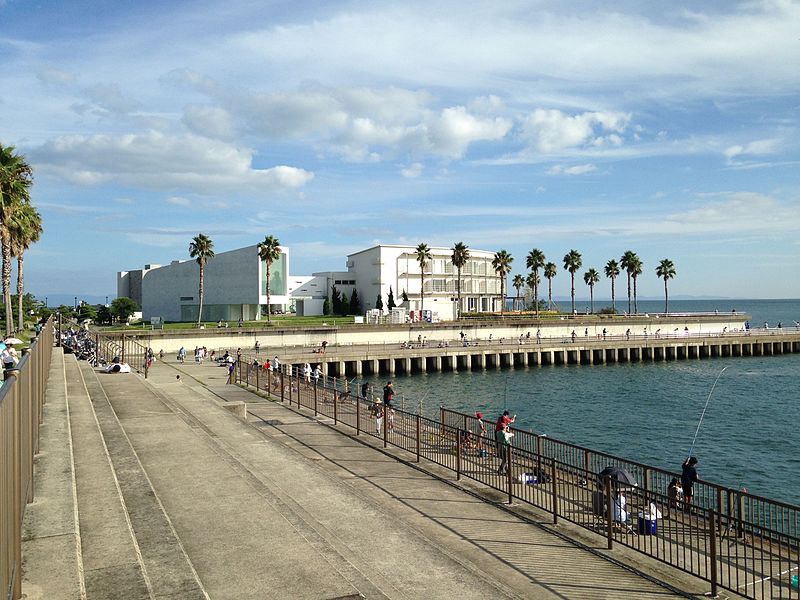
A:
236;359;800;599
1;316;54;600
94;332;151;378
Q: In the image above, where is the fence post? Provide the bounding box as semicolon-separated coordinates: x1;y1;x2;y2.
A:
383;402;388;448
605;476;614;549
583;448;590;477
333;381;338;425
507;444;513;505
709;508;718;597
456;428;462;480
736;491;745;539
121;333;125;363
536;435;543;478
313;379;318;416
551;456;558;525
416;413;421;463
256;361;259;391
280;369;285;403
57;312;62;346
356;396;361;436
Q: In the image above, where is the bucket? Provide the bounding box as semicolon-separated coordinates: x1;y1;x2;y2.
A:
638;518;657;535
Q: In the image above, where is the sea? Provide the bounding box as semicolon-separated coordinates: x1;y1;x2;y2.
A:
362;299;800;505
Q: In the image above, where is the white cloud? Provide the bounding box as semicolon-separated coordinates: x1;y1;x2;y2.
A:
523;109;630;153
32;131;313;193
401;163;423;178
547;163;597;176
429;106;511;158
724;138;780;162
182;105;237;141
166;196;191;206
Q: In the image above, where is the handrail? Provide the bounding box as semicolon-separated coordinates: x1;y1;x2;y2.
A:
0;316;54;600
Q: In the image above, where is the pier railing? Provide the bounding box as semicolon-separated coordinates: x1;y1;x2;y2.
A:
1;317;54;600
237;360;800;599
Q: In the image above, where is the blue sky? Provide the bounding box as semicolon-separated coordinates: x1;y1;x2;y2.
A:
2;0;799;302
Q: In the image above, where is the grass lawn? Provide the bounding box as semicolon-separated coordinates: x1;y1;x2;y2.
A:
100;315;357;332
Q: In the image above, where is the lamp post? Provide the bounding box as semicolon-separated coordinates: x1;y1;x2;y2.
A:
74;296;78;310
45;296;48;308
105;295;109;306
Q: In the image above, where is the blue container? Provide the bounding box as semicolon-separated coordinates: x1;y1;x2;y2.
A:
638;518;657;535
791;574;798;589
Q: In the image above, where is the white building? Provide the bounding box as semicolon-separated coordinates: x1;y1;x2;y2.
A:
345;245;502;322
119;243;503;323
118;244;290;322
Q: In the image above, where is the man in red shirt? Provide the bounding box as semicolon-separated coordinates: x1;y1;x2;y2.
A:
494;410;516;455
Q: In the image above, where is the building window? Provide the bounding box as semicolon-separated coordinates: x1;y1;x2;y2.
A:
180;296;194;301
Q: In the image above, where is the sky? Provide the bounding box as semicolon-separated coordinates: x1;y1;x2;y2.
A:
2;0;799;303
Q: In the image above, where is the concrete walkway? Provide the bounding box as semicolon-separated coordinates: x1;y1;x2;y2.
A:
23;349;722;599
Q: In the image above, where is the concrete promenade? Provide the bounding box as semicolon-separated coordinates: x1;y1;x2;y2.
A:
22;348;724;599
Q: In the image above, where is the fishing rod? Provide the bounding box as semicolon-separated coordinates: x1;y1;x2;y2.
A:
687;366;728;459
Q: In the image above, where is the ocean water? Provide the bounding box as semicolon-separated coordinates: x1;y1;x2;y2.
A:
364;300;800;505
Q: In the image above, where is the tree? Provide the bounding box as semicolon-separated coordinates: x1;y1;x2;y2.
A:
631;256;643;314
491;249;513;315
526;271;540;311
375;294;384;312
9;202;42;332
401;289;408;302
620;250;639;315
451;241;470;320
188;233;214;326
414;243;432;317
526;248;546;316
562;249;583;314
330;285;341;314
656;258;676;313
387;286;396;310
110;297;139;323
97;304;113;326
604;259;620;313
0;144;33;336
583;268;600;313
257;235;282;322
340;293;349;316
322;296;332;316
512;274;525;311
543;262;557;311
349;289;361;315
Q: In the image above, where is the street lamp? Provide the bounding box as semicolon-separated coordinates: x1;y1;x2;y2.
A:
74;296;77;310
105;295;109;306
45;296;47;308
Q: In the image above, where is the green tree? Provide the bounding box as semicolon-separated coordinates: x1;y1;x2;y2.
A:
562;249;583;314
387;286;396;310
189;233;214;326
583;268;600;313
604;259;620;313
526;248;546;317
656;258;677;313
450;241;470;320
97;304;112;325
340;293;349;316
512;274;525;311
330;285;341;314
526;271;540;311
257;235;282;322
620;250;639;315
375;294;384;312
77;302;98;324
0;144;33;336
631;256;643;314
349;289;361;315
491;249;513;315
543;262;557;310
110;297;139;323
322;296;332;316
414;243;432;317
9;202;42;332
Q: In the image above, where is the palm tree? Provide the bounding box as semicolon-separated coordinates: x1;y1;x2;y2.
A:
631;256;643;314
526;248;546;316
543;262;557;310
491;250;514;315
258;235;282;322
526;271;540;312
512;274;525;311
0;145;33;336
189;234;214;326
583;268;600;313
562;249;583;314
656;259;676;313
604;259;620;313
451;242;470;320
620;250;639;314
414;243;432;318
9;203;42;332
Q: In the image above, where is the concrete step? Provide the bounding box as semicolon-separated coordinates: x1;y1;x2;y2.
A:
21;348;84;600
76;360;207;600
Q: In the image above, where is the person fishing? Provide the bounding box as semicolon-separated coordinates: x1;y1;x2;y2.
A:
681;457;699;510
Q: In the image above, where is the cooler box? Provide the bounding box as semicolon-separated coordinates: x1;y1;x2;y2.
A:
638;518;657;535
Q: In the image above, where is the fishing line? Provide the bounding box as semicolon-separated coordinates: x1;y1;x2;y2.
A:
687;366;728;459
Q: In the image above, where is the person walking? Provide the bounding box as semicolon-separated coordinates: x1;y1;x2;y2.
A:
303;362;312;384
227;361;235;384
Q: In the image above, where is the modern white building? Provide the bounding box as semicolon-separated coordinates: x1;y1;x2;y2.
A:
345;245;502;322
118;244;290;322
119;243;503;323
